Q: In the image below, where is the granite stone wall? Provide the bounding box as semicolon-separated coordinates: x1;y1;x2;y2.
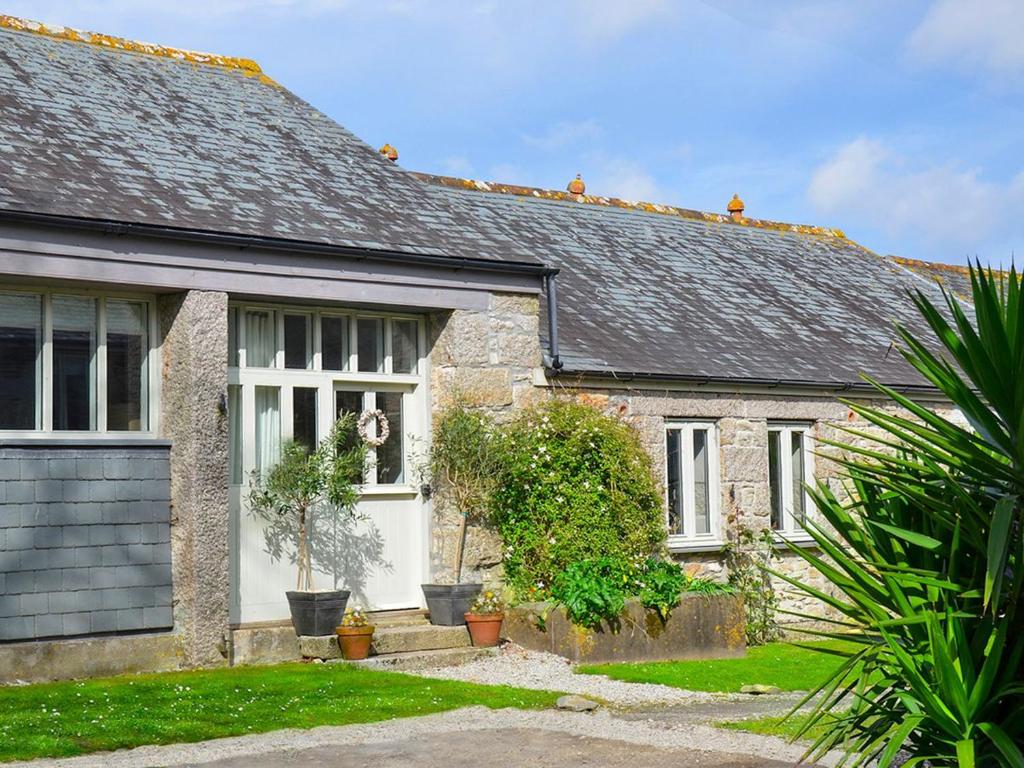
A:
427;292;543;586
158;290;230;668
559;386;955;622
0;444;172;642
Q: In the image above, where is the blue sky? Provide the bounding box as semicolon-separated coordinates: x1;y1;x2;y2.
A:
13;0;1023;266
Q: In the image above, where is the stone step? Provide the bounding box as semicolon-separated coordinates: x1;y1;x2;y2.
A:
371;623;471;655
369;609;430;628
347;645;498;672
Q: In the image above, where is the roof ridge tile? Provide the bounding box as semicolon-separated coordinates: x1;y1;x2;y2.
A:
413;172;847;240
0;15;268;80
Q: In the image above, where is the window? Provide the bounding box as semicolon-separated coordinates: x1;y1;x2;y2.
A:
0;289;156;434
283;314;312;370
664;422;720;548
768;424;814;536
106;301;148;431
227;304;423;489
245;309;276;368
391;319;418;375
357;317;383;373
321;315;348;372
0;293;41;429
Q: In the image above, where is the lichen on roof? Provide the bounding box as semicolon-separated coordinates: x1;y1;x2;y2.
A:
413;172;846;239
0;14;266;78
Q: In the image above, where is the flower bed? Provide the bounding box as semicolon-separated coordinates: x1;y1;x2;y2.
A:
504;594;745;664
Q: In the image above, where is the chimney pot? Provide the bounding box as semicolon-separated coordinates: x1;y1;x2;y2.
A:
567;174;586;196
727;193;745;220
378;143;398;162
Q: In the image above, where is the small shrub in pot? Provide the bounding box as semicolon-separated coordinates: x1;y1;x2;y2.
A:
464;590;504;647
336;607;374;660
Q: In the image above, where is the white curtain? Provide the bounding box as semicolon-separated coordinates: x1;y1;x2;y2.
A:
254;386;280;477
246;310;276;368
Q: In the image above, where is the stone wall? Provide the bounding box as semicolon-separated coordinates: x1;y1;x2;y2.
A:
555;385;954;622
0;444;172;642
158;290;230;668
427;292;542;586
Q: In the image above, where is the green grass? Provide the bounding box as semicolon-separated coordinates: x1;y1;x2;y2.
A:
717;713;832;742
0;662;559;762
578;640;857;693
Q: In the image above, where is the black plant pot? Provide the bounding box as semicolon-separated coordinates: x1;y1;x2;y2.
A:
286;590;350;636
422;583;482;626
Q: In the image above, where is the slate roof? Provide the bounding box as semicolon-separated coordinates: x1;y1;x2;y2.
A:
0;17;539;265
892;256;982;299
417;174;952;389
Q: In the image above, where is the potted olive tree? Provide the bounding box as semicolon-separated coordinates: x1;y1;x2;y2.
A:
249;414;367;637
420;403;500;626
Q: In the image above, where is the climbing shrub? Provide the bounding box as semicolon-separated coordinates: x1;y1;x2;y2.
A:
490;399;666;598
724;525;781;645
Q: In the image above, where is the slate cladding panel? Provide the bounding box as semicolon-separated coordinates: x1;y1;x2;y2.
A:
0;444;172;641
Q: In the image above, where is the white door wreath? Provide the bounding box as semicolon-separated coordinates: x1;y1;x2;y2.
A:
356;408;390;446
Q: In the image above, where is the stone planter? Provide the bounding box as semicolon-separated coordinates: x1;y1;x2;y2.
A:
336;625;375;660
286;590;349;637
421;583;481;626
464;612;504;647
504;594;745;664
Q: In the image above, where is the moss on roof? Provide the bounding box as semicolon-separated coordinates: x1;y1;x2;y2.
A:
413;172;847;240
0;14;270;82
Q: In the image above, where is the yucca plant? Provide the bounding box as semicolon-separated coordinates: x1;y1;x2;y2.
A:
777;264;1024;767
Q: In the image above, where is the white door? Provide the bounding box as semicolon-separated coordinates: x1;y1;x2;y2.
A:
227;306;428;625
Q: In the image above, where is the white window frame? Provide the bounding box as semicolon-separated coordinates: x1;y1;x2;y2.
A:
664;420;722;552
0;285;160;438
768;422;816;542
228;301;426;494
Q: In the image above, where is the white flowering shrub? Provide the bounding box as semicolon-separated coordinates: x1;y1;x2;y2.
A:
490;399;665;600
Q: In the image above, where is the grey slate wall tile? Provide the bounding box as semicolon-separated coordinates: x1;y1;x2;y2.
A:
0;445;174;642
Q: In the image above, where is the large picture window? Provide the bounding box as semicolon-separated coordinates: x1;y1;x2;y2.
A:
768;423;815;537
0;289;155;433
227;304;423;489
664;421;721;549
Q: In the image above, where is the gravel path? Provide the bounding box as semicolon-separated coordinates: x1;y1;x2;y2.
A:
412;644;720;707
6;706;835;768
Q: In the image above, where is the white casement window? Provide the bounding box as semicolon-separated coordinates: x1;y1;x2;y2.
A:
227;303;425;490
768;423;815;538
664;421;721;550
0;288;157;435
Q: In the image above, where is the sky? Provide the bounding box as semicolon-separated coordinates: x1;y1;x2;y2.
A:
10;0;1023;266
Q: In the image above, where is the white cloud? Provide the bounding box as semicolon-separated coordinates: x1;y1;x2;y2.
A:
908;0;1024;76
522;119;603;151
808;137;1024;249
585;156;666;202
486;163;530;185
565;0;673;43
441;156;474;177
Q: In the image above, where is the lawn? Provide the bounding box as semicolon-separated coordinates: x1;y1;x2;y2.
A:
577;640;857;693
717;713;832;742
0;662;559;762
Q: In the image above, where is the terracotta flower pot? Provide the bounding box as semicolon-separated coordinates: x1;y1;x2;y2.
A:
464;612;504;647
336;625;375;660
